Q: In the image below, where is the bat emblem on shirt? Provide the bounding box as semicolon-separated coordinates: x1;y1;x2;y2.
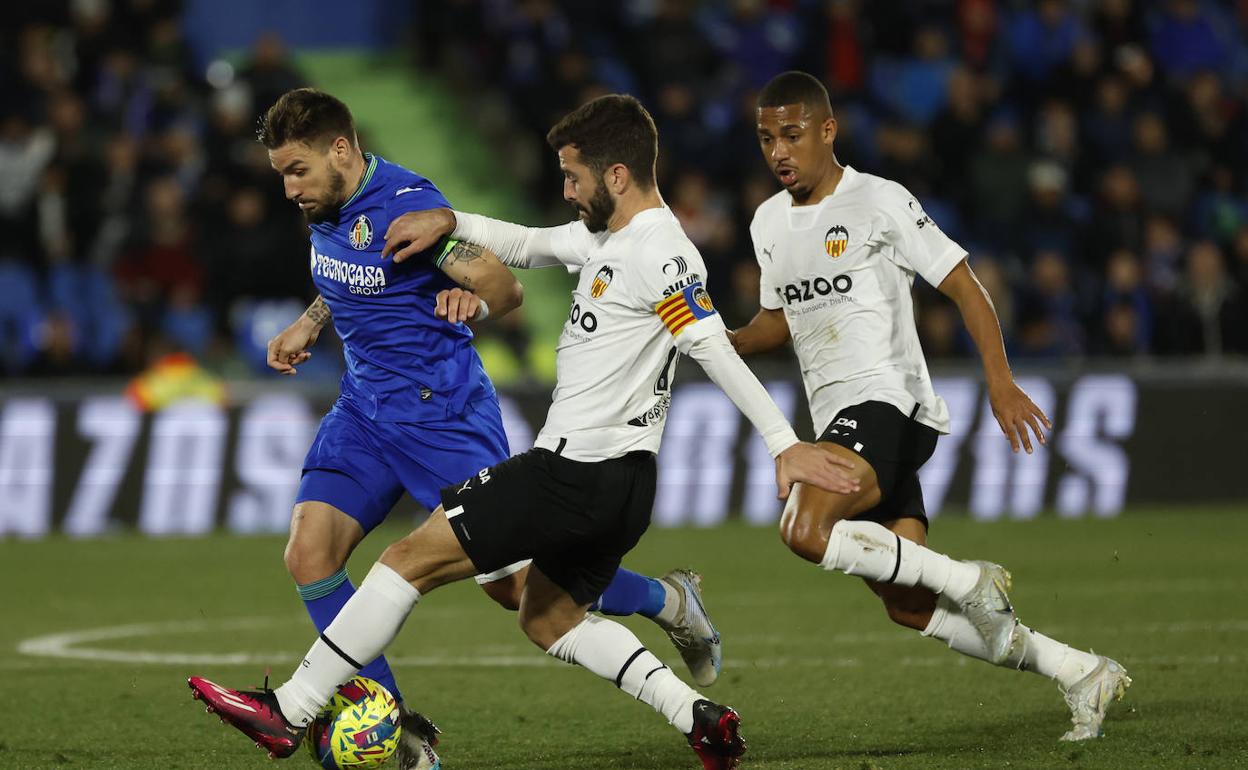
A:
591;266;614;298
824;225;849;259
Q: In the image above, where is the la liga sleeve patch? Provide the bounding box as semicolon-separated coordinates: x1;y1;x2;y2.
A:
655;281;717;336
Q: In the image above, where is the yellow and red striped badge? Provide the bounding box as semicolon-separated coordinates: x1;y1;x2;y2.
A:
655;282;716;336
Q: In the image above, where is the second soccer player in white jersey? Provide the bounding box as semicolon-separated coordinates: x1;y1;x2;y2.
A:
732;71;1131;742
187;94;860;770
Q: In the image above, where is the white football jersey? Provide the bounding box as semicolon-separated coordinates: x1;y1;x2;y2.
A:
536;206;725;461
750;165;967;435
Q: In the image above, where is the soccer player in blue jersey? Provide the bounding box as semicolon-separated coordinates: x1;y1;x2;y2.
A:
251;89;721;769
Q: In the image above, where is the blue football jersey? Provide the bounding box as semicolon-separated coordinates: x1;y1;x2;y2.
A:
308;153;493;422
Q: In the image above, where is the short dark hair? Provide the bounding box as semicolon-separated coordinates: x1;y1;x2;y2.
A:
546;94;658;189
757;71;833;117
257;88;357;150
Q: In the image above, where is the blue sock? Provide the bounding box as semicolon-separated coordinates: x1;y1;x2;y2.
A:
298;567;404;703
590;568;668;618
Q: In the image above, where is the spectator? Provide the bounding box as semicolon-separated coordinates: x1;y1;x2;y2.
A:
930;67;986;184
1033;99;1084;185
1083;75;1134;163
704;0;801;89
1129;111;1195;218
1158;241;1248;355
871;25;956;126
1231;224;1248;292
969;112;1030;249
1096;248;1153;355
1142;213;1185;294
7;3;1248;375
114;175;204;336
1020;160;1083;261
1149;0;1228;80
1007;0;1087;86
237;33;306;122
821;0;867;94
1094;0;1148;51
956;0;1005;73
1191;165;1248;244
0;109;56;266
1016;250;1085;358
1089;165;1145;266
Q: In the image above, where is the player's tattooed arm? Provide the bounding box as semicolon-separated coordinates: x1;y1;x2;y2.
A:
445;241;485;290
268;295;327;375
437;240;524;321
303;294;332;327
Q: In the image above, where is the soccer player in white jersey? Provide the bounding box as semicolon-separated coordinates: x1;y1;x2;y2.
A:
188;94;859;769
730;71;1130;742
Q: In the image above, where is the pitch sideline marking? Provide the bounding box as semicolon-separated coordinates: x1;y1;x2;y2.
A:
14;617;1248;668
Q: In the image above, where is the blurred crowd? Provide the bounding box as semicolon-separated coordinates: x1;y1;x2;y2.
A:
418;0;1248;360
0;1;314;379
2;1;1247;383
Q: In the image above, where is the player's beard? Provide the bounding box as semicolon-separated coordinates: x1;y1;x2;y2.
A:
577;182;615;233
303;167;348;224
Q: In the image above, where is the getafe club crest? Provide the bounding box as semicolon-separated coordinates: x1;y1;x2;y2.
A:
349;215;374;250
591;266;614;298
825;225;849;258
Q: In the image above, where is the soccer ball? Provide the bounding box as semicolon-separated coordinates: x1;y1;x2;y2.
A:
305;676;401;769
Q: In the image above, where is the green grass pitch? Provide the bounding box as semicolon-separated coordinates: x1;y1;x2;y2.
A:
2;508;1246;769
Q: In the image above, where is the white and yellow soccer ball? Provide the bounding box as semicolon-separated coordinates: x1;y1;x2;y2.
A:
306;676;401;769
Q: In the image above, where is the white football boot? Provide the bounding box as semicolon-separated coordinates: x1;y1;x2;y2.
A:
397;704;442;770
957;560;1018;664
658;569;723;687
1059;656;1132;741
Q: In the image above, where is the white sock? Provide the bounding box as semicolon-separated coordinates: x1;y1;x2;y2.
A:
922;597;1099;688
1011;624;1100;689
820;519;980;600
276;563;421;726
547;615;700;733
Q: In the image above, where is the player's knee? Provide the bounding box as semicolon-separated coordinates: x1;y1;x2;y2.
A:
378;536;424;580
779;508;829;563
283;532;343;584
518;608;562;650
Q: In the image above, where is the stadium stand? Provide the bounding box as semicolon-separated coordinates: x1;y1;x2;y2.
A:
2;0;1246;382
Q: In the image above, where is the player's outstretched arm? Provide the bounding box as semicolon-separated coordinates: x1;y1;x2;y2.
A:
434;241;523;324
684;331;858;499
937;259;1052;453
728;308;790;355
266;295;329;375
384;209;567;269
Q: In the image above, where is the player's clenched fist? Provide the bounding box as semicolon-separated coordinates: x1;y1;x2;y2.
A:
435;288;485;324
267;315;322;375
383;208;456;263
